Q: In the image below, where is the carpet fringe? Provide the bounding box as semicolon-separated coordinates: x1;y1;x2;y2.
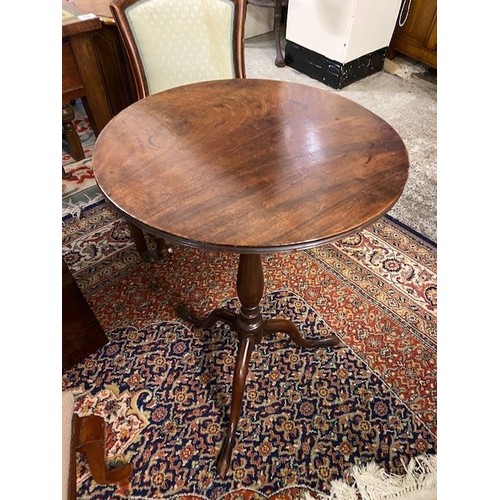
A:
306;455;437;500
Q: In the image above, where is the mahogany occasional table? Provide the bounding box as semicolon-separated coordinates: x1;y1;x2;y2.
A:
92;79;409;476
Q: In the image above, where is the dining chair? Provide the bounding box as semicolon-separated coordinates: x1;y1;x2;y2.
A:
109;0;247;260
247;0;288;67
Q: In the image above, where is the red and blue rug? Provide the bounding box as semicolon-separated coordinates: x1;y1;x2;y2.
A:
62;102;437;498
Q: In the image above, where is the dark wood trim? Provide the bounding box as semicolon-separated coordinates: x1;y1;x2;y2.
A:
109;0;149;99
88;24;138;113
233;0;247;78
285;40;387;89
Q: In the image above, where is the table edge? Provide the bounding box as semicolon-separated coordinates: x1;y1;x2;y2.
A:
98;184;402;255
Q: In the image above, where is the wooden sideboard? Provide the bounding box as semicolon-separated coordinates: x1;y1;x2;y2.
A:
62;0;136;134
62;259;108;372
387;0;437;69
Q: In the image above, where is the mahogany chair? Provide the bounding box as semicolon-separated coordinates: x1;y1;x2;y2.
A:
108;0;247;261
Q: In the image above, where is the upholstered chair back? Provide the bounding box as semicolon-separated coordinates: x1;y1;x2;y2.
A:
111;0;247;99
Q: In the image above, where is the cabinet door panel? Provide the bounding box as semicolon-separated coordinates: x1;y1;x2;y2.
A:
389;0;437;69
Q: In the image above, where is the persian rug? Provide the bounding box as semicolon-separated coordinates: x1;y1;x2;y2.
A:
62;195;437;499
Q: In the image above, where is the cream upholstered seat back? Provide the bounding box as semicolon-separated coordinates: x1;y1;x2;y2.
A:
111;0;246;99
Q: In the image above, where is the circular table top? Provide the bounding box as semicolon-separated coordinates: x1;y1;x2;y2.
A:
93;79;409;253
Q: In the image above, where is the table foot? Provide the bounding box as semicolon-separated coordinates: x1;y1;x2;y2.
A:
217;434;236;477
176;303;237;331
262;318;340;348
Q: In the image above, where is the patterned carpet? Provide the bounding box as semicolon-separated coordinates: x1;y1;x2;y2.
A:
62;102;437;499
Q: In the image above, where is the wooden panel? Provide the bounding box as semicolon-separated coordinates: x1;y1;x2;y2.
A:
68;32;114;134
89;24;137;114
424;10;437;50
62;41;85;102
62;0;136;128
62;259;108;372
388;0;437;69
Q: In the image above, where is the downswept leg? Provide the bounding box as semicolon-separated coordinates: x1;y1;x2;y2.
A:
217;335;255;476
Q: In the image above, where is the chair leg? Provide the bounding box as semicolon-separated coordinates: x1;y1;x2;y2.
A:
127;222;156;262
63;103;85;163
128;222;173;262
155;237;173;258
75;414;132;485
273;0;285;67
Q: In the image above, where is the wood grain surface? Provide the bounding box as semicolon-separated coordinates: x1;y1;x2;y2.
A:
93;79;409;253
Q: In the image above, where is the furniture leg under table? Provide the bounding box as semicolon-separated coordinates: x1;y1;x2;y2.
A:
92;79;409;476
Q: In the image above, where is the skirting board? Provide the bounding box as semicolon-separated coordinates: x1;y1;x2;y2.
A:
285;41;387;89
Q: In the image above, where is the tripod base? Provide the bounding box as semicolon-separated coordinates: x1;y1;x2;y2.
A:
176;253;340;476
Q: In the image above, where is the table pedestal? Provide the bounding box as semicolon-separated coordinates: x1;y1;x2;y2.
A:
177;253;340;476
